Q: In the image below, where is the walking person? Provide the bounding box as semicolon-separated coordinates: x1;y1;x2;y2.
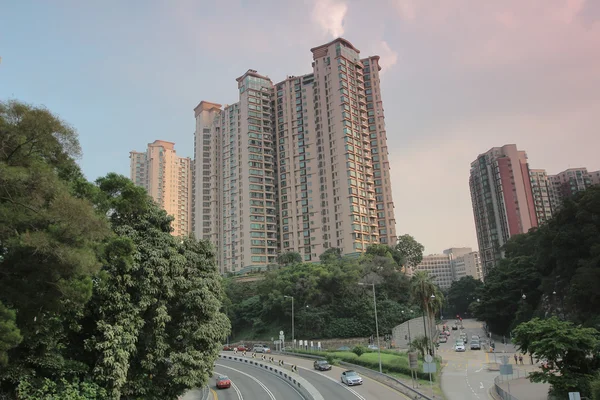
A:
519;355;523;365
514;354;518;364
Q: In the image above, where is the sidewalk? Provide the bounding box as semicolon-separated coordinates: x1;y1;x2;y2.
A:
496;377;550;400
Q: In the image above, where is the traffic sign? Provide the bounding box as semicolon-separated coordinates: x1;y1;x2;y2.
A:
499;364;513;375
423;362;436;373
279;330;284;335
408;352;418;369
424;354;433;363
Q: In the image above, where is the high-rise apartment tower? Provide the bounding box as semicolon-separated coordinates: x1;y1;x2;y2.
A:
193;38;397;274
469;144;538;276
130;140;193;237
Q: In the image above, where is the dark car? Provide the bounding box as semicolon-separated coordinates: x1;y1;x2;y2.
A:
314;360;332;371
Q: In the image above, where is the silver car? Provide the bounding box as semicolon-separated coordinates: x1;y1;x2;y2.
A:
341;370;363;386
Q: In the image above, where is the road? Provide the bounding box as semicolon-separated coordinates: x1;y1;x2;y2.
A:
213;358;305;400
439;318;503;400
182;358;305;400
272;353;410;400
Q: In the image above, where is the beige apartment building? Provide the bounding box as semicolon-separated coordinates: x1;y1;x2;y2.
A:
529;169;554;224
590;170;600;186
130;140;193;237
415;247;482;289
193;38;397;274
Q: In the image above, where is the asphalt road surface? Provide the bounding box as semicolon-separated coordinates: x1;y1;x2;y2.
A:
212;358;305;400
271;353;410;400
440;318;499;400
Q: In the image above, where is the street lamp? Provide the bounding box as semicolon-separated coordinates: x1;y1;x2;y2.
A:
359;282;382;373
283;296;294;349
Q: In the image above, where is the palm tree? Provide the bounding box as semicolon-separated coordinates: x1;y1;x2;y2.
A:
410;271;443;356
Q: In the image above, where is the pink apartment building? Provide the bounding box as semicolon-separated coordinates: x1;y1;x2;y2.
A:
469;144;538;276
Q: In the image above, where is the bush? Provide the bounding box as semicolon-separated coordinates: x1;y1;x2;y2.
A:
352;345;366;357
286;347;439;381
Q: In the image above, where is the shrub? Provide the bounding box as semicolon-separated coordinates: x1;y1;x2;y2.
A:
352;345;366;357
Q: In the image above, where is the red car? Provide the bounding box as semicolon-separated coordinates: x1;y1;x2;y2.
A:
236;344;248;352
216;375;231;389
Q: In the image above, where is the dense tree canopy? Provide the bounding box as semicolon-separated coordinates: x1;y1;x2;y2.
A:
446;276;484;317
395;234;424;268
0;101;230;399
0;101;110;387
512;317;600;398
224;242;427;340
474;186;600;335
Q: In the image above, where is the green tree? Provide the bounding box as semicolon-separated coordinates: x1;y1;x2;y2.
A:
276;251;302;266
16;378;107;400
319;247;342;263
512;317;600;398
395;234;424;269
0;302;22;367
79;174;230;399
409;335;430;359
410;271;443;354
0;101;110;389
474;232;542;334
446;276;484;317
590;372;600;400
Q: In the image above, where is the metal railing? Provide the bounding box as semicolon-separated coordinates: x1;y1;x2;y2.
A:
493;369;531;400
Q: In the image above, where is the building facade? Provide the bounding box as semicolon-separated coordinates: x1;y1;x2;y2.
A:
414;248;483;289
130;140;193;237
469;144;538;276
590;170;600;186
548;168;595;211
529;169;554;224
414;254;455;289
193;38;397;274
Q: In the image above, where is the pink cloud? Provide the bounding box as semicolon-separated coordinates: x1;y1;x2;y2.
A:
392;0;600;71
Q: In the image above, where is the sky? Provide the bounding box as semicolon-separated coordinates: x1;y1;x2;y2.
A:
1;0;600;254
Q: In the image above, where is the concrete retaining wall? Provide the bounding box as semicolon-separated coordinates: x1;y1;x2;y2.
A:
218;353;324;400
392;316;437;349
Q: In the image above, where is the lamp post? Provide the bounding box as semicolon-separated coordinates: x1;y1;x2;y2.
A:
430;293;436;357
284;295;294;349
359;282;382;373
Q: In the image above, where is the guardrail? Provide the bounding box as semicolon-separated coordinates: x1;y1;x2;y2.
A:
493;369;531;400
278;351;434;400
218;353;324;400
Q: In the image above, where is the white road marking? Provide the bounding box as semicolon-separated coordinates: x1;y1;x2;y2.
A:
213;371;244;400
215;363;276;400
479;382;484;389
464;363;480;399
295;364;366;400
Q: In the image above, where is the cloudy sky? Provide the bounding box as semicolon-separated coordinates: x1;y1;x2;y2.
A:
1;0;599;254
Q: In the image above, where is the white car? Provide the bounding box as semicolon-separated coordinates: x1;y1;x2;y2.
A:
341;370;363;386
252;344;271;353
455;341;466;352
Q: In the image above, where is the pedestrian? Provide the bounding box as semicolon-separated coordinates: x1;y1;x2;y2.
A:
519;355;523;365
514;354;518;364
